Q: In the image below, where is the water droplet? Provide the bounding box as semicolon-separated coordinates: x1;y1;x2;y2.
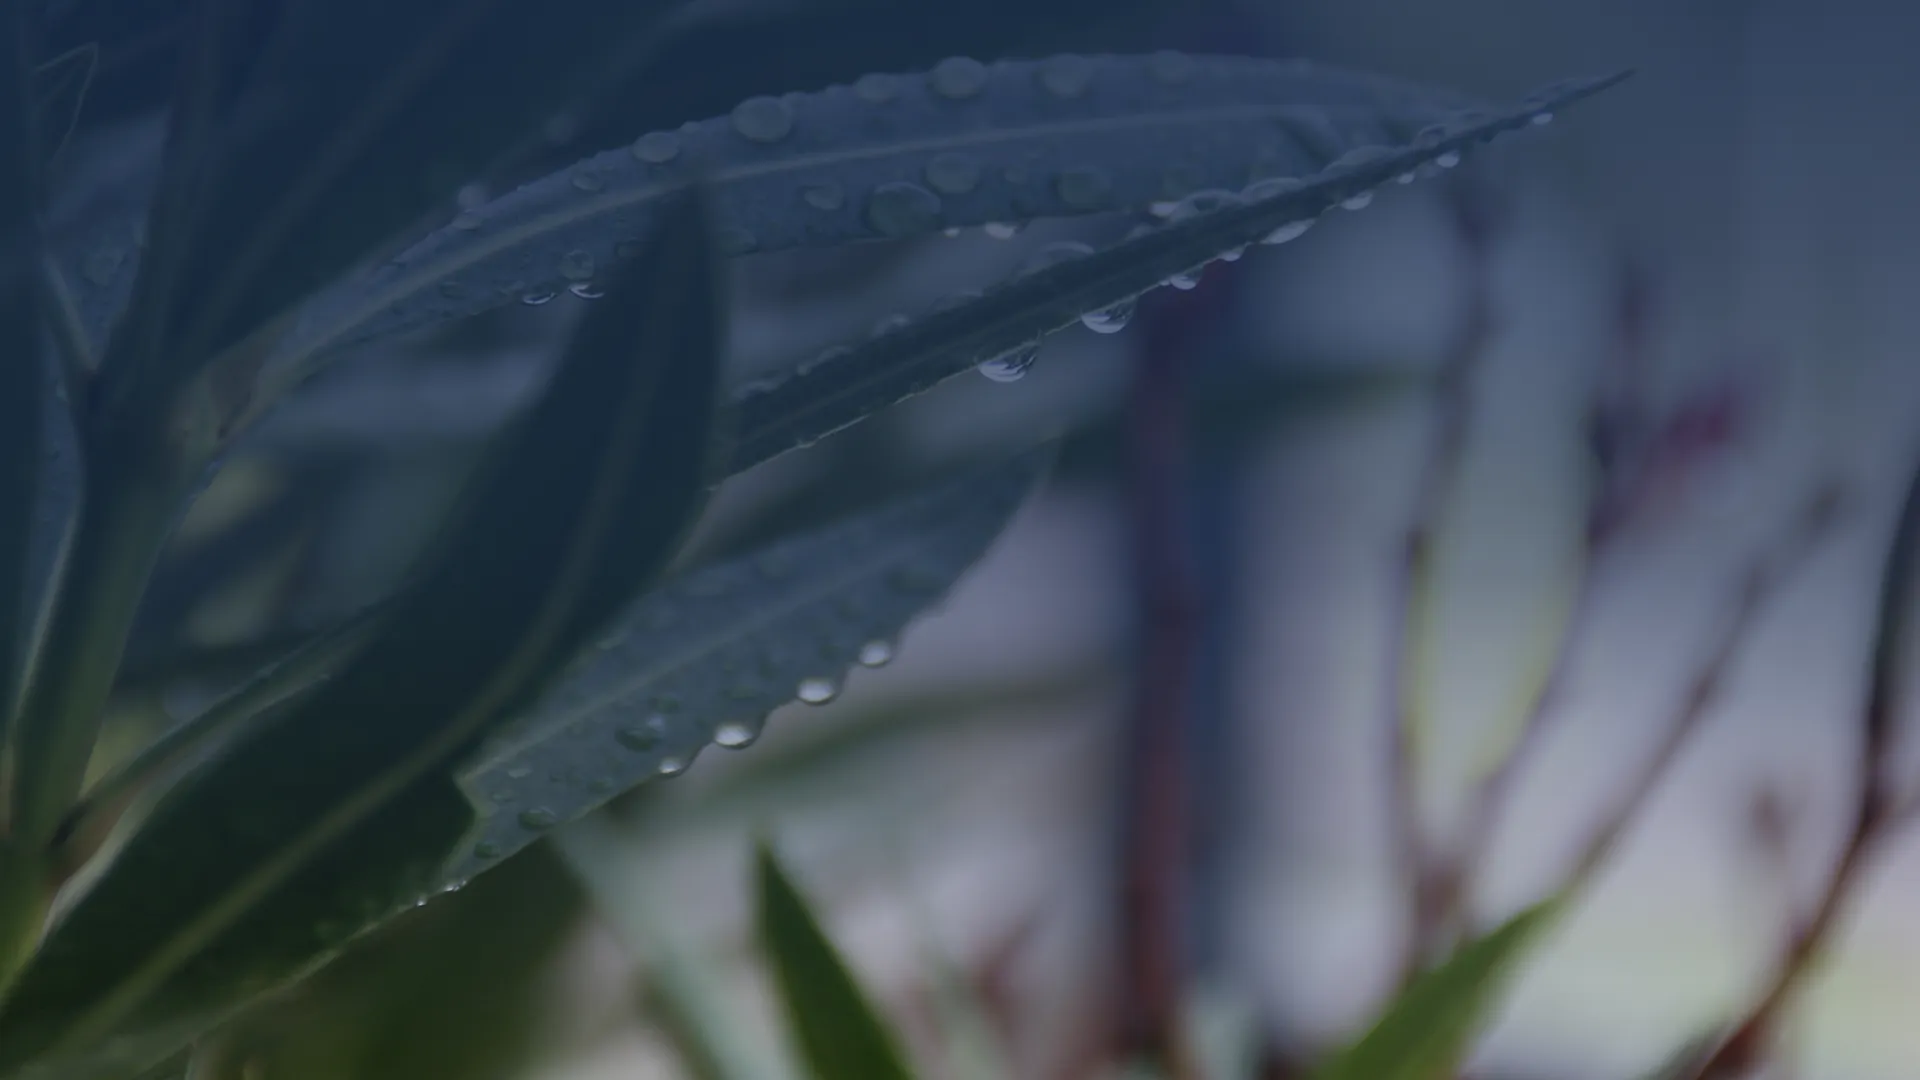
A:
558;249;595;281
1340;191;1373;211
942;226;964;238
1149;200;1181;218
872;313;911;337
617;716;664;752
796;677;839;705
1147;51;1196;85
656;756;687;776
506;765;532;780
571;171;605;193
1165;267;1203;290
978;345;1038;382
1081;300;1134;334
864;182;943;237
802;181;846;211
1261;220;1313;245
1218;246;1247;262
520;291;556;306
450;212;483;231
1396;171;1417;184
714;719;761;749
1038;54;1094;98
517;808;558;830
631;131;681;163
983;221;1023;240
1436;150;1462;169
853;73;898;103
731;96;795;142
929;56;989;99
924;152;983;195
474;841;500;859
1530;111;1554;126
858;640;895;667
1054;166;1113;209
569;282;604;299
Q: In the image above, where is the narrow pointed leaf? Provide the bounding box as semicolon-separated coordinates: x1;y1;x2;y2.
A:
89;0;685;432
756;842;918;1080
0;186;727;1080
448;445;1050;885
31;42;95;165
243;52;1497;429
722;71;1624;473
1313;897;1566;1080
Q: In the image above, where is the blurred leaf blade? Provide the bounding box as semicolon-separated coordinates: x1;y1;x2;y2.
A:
723;71;1625;474
30;41;94;165
447;445;1052;885
255;51;1485;393
0;0;48;739
1313;897;1566;1080
757;841;918;1080
90;0;687;433
0;185;727;1079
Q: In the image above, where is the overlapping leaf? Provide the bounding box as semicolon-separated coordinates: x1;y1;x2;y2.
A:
723;71;1624;474
87;0;689;430
241;52;1491;428
0;185;726;1080
757;842;918;1080
1314;898;1565;1080
447;445;1050;886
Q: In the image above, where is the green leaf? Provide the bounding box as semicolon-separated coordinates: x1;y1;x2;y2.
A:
756;841;918;1080
85;0;687;439
30;42;95;166
447;445;1050;885
1313;897;1566;1080
0;184;727;1080
721;71;1625;474
240;52;1500;432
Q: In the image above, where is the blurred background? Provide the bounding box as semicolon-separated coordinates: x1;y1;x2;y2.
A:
38;0;1920;1077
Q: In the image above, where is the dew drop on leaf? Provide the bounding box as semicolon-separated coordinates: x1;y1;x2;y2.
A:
983;221;1023;240
656;756;687;777
631;131;680;163
1038;54;1094;98
520;290;556;305
979;343;1039;382
929;56;989;99
517;808;559;830
731;95;796;143
1081;300;1135;334
796;677;839;705
570;170;605;193
858;640;894;667
802;180;846;211
569;282;604;299
1165;267;1203;290
1262;221;1312;245
617;715;666;752
864;181;943;237
1340;191;1374;211
1437;150;1462;169
714;720;760;749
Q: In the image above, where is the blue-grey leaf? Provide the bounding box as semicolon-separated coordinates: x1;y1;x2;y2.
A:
246;53;1503;426
722;71;1624;473
445;446;1051;885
